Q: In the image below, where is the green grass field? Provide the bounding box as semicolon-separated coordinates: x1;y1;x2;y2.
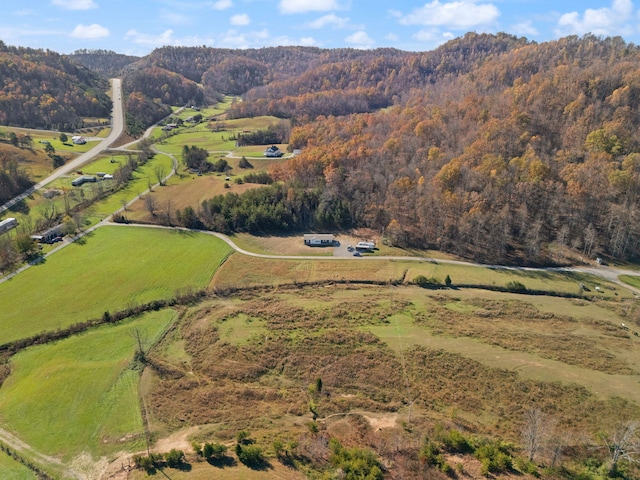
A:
619;274;640;289
0;451;37;480
154;115;288;156
7;153;175;231
0;310;175;459
0;226;232;345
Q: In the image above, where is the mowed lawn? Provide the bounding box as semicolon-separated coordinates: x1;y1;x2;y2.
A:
0;310;175;459
0;226;232;345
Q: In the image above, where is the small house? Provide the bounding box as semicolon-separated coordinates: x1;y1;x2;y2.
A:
264;145;284;158
40;224;65;243
71;136;86;145
304;234;336;247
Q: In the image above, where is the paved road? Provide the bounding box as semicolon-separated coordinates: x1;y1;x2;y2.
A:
0;78;124;214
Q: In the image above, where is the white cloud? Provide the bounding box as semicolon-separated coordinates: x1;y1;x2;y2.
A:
279;0;342;14
160;10;193;27
556;0;634;36
124;29;176;46
230;13;251;26
13;9;35;16
385;33;399;42
512;21;538;37
51;0;97;10
212;0;232;10
308;14;349;29
397;1;500;28
345;30;374;49
217;28;269;48
70;23;109;39
300;36;317;45
412;28;454;47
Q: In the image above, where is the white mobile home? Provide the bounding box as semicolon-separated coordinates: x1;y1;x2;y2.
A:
304;234;336;246
0;217;17;236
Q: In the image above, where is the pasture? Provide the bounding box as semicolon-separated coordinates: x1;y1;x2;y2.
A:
153;115;288;156
0;225;232;345
0;309;175;459
145;283;640;475
0;451;37;480
210;252;627;299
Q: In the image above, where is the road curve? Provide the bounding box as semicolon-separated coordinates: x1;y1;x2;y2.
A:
0;78;124;214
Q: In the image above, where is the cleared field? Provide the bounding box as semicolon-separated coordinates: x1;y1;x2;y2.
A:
144;284;640;480
153;115;287;156
124;176;258;223
0;310;175;459
0;225;232;345
0;450;37;479
229;233;334;256
210;253;627;299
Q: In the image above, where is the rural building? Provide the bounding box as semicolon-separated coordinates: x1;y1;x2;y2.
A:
71;175;97;187
0;217;18;236
39;224;65;243
304;233;336;246
71;136;86;145
356;241;375;250
264;145;284;157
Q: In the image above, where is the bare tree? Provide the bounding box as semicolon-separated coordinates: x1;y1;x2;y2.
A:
522;409;555;463
144;194;156;216
602;420;640;476
162;198;173;225
154;165;166;186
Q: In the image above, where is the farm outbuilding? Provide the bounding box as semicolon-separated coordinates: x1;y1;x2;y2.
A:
304;234;336;246
0;217;18;236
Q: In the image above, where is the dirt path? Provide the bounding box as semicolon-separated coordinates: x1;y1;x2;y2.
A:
0;427;84;479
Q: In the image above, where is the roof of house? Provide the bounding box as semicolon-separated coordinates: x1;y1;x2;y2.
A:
304;233;335;241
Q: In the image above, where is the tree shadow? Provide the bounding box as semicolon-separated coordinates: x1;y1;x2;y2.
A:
207;455;237;468
242;458;273;471
8;199;29;215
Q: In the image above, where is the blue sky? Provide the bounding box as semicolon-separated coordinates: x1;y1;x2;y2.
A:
1;0;639;56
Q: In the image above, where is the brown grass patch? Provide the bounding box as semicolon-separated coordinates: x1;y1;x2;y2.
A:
210;255;407;288
413;296;637;375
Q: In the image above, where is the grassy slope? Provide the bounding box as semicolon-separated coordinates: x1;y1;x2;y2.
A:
144;284;640;480
0;451;37;480
0;310;175;459
0;226;232;344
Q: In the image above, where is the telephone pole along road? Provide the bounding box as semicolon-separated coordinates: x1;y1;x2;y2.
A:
0;78;124;214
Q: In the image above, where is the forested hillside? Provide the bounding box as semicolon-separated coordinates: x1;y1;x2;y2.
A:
0;41;111;130
138;34;640;266
274;34;640;265
69;49;139;77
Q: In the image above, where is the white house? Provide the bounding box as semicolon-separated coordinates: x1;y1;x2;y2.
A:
264;145;284;157
304;234;336;246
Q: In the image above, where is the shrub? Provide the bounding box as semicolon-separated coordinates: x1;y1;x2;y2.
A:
203;442;227;459
506;281;527;292
475;440;513;474
237;445;264;467
164;448;185;468
330;438;383;480
238;156;253;169
414;275;441;288
441;429;472;454
514;457;539;476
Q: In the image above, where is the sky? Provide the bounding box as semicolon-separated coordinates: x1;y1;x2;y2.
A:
1;0;640;56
